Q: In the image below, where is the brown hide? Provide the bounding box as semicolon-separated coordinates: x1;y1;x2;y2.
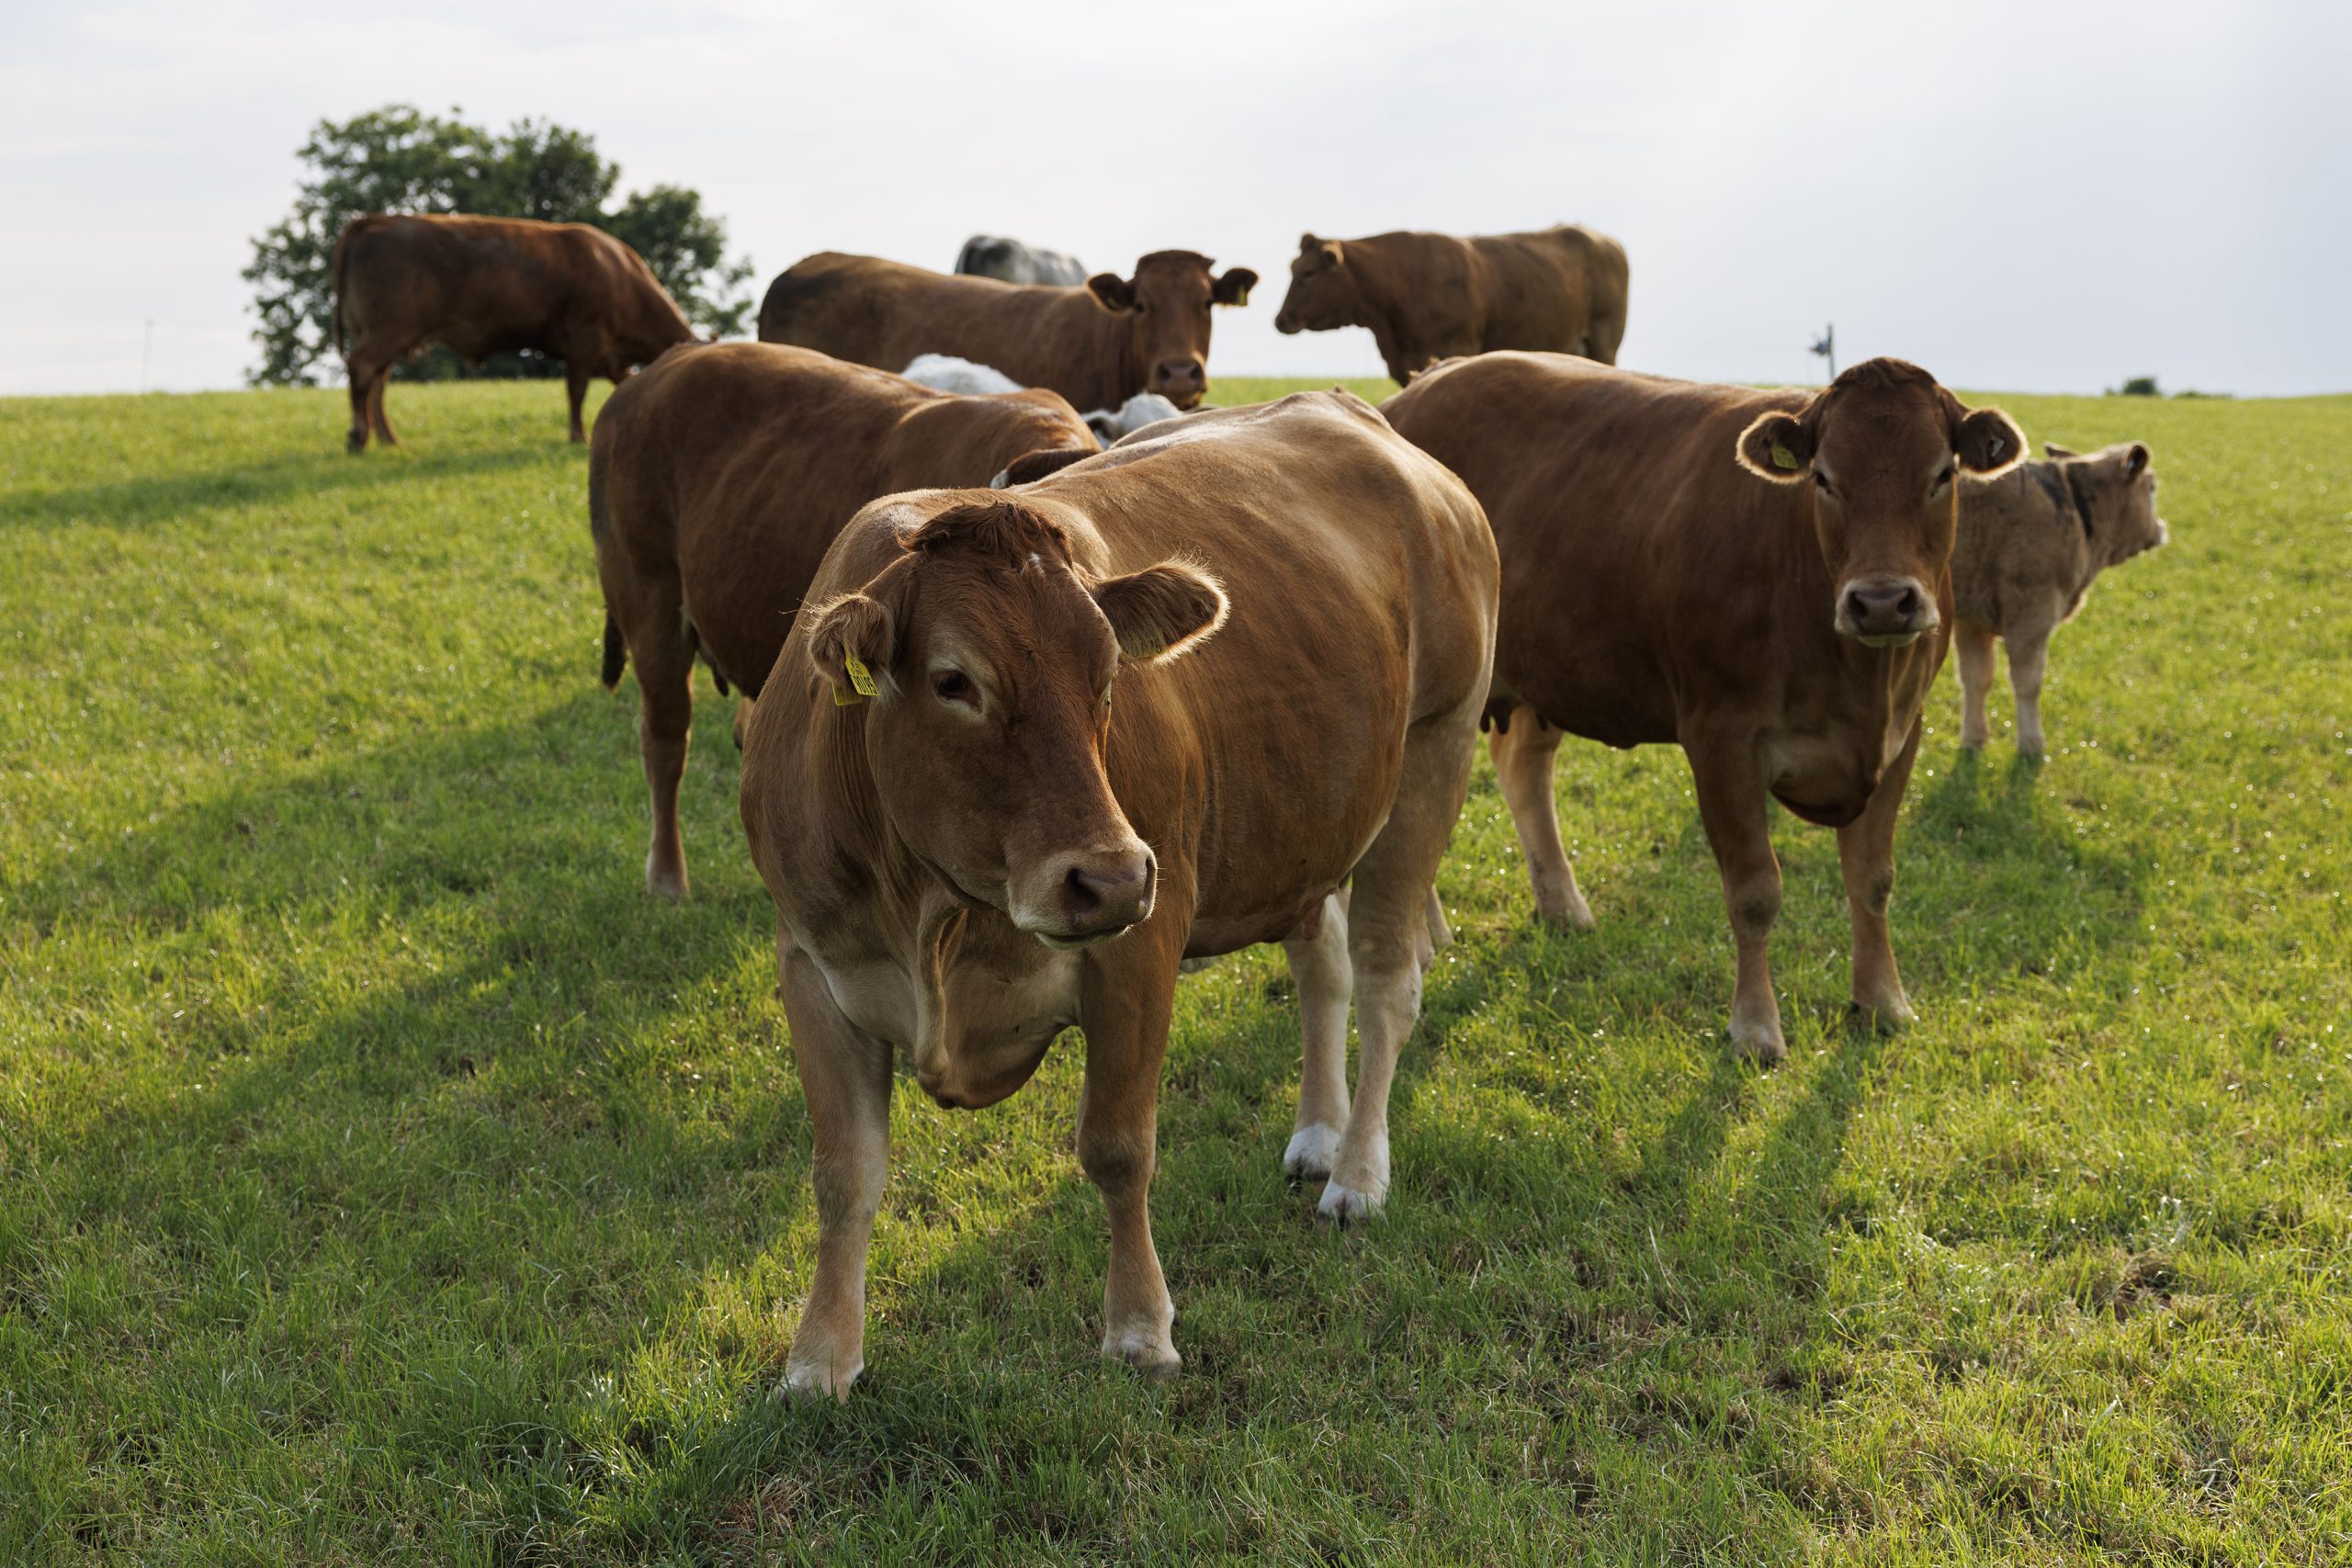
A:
739;392;1498;1394
756;250;1257;412
589;341;1095;897
333;212;698;451
1384;352;2023;1060
1274;224;1630;383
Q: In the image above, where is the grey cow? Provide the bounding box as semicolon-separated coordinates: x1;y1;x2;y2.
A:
955;234;1089;287
1952;441;2168;757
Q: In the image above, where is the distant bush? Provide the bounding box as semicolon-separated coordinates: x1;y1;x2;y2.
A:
2109;376;2163;397
243;105;753;387
2172;389;2235;400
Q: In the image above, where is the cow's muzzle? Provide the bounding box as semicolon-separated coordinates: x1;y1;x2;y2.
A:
1836;577;1938;648
1015;844;1156;947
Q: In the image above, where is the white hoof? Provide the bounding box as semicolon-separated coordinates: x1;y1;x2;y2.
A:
777;1354;860;1403
1317;1177;1387;1225
1101;1323;1181;1378
1283;1122;1343;1180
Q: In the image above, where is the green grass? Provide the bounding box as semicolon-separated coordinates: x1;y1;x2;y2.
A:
2;374;2347;1564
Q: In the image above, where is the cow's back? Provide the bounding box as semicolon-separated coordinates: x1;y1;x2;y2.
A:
760;253;1125;409
1012;393;1498;942
1470;226;1629;361
597;341;1090;694
1385;352;1800;743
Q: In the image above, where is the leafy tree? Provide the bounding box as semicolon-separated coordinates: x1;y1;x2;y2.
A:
243;105;752;387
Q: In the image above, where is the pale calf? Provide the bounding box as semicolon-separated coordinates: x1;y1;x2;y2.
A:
1952;441;2166;757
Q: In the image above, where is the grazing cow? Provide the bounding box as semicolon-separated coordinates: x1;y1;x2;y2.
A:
1273;224;1630;384
1385;354;2024;1061
758;250;1258;412
590;342;1095;897
1952;441;2167;757
956;234;1089;287
333;212;697;452
1084;391;1186;447
738;392;1498;1396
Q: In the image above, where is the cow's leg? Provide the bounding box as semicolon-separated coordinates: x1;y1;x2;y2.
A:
1419;885;1452;973
2006;621;2056;759
565;363;591;444
1489;705;1594;929
608;570;695;897
1685;731;1784;1063
368;372;398;446
1955;620;1997;750
1320;705;1479;1223
345;368;372;454
1077;939;1184;1374
1840;717;1922;1032
1280;891;1351;1181
777;944;893;1401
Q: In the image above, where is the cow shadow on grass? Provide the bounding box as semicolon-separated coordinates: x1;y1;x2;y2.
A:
0;440;568;534
593;751;2159;1555
7;715;2159;1556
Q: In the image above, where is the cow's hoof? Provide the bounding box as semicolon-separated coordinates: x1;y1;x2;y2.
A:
1317;1177;1387;1226
776;1356;860;1403
1283;1123;1343;1181
1849;995;1916;1034
645;852;688;902
1731;1020;1787;1066
345;435;367;456
1102;1326;1181;1379
1537;893;1596;932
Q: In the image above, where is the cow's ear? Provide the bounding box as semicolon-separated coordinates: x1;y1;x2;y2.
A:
992;446;1095;488
1317;240;1344;266
2043;441;2078;459
1092;561;1228;664
1734;410;1814;483
1298;231;1320;253
1212;267;1259;307
804;591;898;705
1954;406;2026;477
2122;442;2150;479
1086;273;1138;313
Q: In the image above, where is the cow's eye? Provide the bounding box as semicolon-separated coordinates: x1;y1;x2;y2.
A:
1931;462;1956;491
1814;471;1835;497
933;670;975;705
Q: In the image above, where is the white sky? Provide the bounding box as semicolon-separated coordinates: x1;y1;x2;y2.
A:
2;0;2346;398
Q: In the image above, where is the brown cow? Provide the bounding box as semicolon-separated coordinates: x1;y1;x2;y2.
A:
755;250;1257;413
1385;354;2024;1062
1952;441;2167;757
333;213;698;453
1273;224;1630;383
590;341;1096;897
738;392;1498;1396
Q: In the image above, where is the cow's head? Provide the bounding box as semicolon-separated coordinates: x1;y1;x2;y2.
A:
1274;233;1357;335
1736;358;2024;647
2046;441;2168;566
805;499;1227;949
1085;251;1257;410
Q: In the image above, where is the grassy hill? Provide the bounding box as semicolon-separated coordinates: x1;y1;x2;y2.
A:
2;378;2346;1562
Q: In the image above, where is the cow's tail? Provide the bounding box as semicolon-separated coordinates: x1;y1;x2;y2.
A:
330;218;358;357
602;610;628;691
587;451;628;691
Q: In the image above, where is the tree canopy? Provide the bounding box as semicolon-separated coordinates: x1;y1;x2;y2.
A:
243;106;752;386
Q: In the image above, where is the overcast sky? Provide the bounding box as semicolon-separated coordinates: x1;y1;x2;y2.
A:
3;0;2345;399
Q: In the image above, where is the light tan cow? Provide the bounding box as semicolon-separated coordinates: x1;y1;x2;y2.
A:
737;392;1498;1396
1952;442;2167;757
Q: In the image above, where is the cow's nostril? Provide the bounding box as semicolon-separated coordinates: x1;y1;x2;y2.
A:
1064;866;1102;919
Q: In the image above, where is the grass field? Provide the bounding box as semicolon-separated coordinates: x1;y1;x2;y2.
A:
3;375;2347;1564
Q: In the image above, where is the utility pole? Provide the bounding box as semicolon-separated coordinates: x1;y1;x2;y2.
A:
1809;323;1836;381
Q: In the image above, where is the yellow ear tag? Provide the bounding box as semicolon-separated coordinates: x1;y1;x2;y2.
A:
1770;442;1801;471
837;649;877;705
1234;286;1250;307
